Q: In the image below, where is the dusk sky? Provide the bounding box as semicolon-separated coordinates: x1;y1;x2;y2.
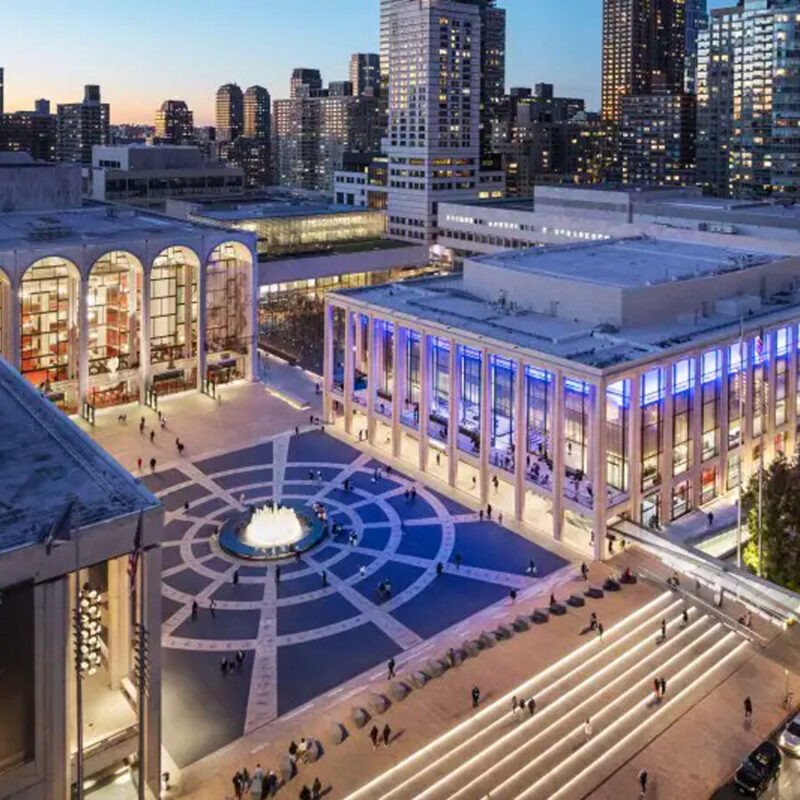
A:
2;0;729;124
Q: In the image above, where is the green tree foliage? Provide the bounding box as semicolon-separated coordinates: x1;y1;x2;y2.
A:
741;454;800;591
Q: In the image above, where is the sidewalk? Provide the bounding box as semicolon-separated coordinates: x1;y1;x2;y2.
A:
661;494;740;546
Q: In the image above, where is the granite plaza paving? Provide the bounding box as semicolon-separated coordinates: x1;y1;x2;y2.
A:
144;429;568;767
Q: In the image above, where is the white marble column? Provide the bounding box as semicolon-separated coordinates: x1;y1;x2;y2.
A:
479;348;491;508
139;267;152;404
551;370;565;540
418;332;430;472
367;315;377;444
591;382;608;561
9;282;21;371
196;262;207;392
719;346;730;497
247;246;259;383
514;360;526;521
78;275;89;407
448;339;459;487
323;303;334;423
629;372;642;523
391;324;402;458
344;309;354;435
141;546;162;798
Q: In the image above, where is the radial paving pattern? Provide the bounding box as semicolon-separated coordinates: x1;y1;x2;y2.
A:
146;430;568;767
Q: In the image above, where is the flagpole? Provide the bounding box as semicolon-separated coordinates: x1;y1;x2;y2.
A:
736;318;744;569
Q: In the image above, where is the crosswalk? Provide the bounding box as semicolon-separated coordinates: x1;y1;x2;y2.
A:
345;591;750;800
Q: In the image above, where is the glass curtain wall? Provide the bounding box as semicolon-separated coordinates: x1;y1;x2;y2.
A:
331;306;346;392
701;349;721;462
564;378;591;507
641;367;665;496
672;359;694;476
728;341;746;449
525;366;552;490
403;330;421;428
490;355;515;474
775;327;789;429
150;247;198;368
606;379;630;500
752;332;769;439
205;243;249;356
376;319;393;417
430;337;450;442
458;345;482;455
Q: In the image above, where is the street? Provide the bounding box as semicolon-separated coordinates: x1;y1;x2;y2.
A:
713;743;800;799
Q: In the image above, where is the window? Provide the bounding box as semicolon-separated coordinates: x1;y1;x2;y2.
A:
641;368;665;491
606;380;630;495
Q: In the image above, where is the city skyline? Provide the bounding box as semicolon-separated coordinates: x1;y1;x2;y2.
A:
2;0;729;124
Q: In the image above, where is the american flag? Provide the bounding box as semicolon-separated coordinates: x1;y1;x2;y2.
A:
128;512;143;591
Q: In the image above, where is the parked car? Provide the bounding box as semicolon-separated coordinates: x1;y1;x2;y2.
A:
778;713;800;756
734;741;782;796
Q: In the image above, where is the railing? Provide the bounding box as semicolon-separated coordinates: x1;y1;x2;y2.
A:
610;518;800;627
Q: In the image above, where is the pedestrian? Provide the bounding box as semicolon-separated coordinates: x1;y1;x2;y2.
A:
487;503;493;520
359;565;366;578
472;475;477;490
436;452;441;467
150;429;155;443
191;600;198;620
299;785;311;800
708;511;714;527
275;565;281;583
681;608;689;627
266;770;277;797
653;677;660;701
509;588;517;604
511;695;519;717
233;771;243;800
137;457;143;471
176;439;185;455
638;768;648;795
660;618;666;641
550;593;556;607
527;559;538;576
659;676;666;698
369;724;379;748
321;570;327;587
139;417;145;434
184;500;190;513
388;657;396;679
527;697;535;716
160;417;166;430
404;489;410;503
454;553;462;569
583;718;592;743
472;685;480;708
210;598;216;617
436;561;443;577
233;568;239;585
411;485;416;501
149;457;156;471
581;562;589;580
220;657;228;676
589;612;597;631
479;509;484;522
498;512;503;525
744;695;753;719
311;777;322;800
236;650;244;670
382;723;391;746
597;622;604;640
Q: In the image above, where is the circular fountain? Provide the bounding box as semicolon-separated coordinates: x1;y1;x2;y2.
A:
218;500;327;560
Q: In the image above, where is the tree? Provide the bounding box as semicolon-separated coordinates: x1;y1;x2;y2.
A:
741;453;800;592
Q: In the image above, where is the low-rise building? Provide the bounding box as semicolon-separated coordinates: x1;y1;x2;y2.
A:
325;236;800;560
89;144;245;209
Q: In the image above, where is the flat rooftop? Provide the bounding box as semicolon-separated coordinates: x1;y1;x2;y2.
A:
479;238;780;288
0;359;157;554
0;205;221;252
197;202;382;223
338;239;800;372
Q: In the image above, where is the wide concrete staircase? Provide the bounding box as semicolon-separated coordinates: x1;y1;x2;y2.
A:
345;591;750;800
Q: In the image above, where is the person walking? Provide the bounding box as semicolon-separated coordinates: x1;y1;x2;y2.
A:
311;777;322;800
454;553;462;570
659;676;666;698
597;622;604;640
436;561;443;577
479;509;484;522
137;457;143;471
472;685;480;708
509;588;517;604
589;612;598;631
653;677;660;701
210;598;216;617
369;724;379;749
388;657;396;679
583;718;592;743
638;768;648;795
527;559;538;576
382;723;391;746
191;600;198;621
527;697;536;716
486;503;493;520
233;568;239;585
299;786;312;800
233;771;243;800
581;562;589;580
744;695;753;720
150;429;155;444
149;457;157;472
681;608;689;627
660;618;666;641
511;695;519;717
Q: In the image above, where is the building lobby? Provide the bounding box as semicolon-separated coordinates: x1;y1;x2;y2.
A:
324;236;800;559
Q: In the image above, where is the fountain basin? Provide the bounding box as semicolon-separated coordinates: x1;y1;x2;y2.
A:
218;500;327;561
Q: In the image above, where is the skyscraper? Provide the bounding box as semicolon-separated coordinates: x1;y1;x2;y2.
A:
243;86;271;139
290;69;323;99
215;83;244;141
154;100;194;143
684;0;708;94
56;84;109;164
383;0;484;242
601;0;686;122
697;0;800;197
0;68;4;116
349;53;380;97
